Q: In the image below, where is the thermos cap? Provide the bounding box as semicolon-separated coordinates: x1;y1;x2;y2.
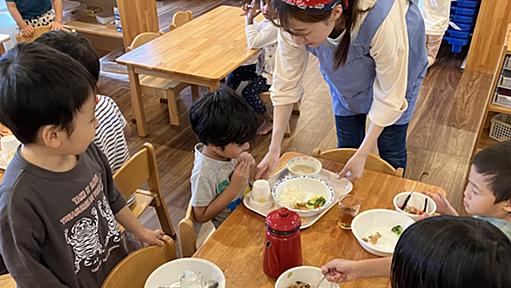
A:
265;208;301;234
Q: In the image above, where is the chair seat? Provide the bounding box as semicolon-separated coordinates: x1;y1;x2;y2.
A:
139;75;183;90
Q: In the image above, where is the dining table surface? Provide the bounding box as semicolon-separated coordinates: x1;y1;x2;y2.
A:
116;5;260;137
192;151;447;288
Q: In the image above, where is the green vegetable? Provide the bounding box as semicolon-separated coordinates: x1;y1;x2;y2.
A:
306;196;326;209
391;225;403;236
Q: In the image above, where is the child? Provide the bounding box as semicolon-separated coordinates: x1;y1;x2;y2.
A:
6;0;64;37
424;141;511;239
34;31;132;201
226;0;278;135
0;43;166;287
320;216;511;287
189;86;258;227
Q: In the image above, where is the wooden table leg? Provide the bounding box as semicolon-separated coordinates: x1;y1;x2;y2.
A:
208;81;220;92
127;66;148;137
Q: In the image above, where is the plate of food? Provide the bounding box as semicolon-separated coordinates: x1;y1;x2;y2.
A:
393;192;437;221
351;209;414;257
275;266;339;288
0;134;20;170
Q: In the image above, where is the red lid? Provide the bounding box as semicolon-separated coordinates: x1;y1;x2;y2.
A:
266;208;301;234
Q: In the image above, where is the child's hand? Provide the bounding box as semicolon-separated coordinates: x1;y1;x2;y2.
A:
20;24;34;37
135;228;168;246
231;159;251;192
243;0;260;24
49;21;64;31
321;259;363;283
237;152;255;170
423;191;458;216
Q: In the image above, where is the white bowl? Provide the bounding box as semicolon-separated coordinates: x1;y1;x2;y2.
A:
275;266;339;288
144;258;225;288
393;192;437;221
351;209;414;257
286;156;322;177
272;176;335;218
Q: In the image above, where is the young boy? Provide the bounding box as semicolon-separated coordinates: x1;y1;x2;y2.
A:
0;43;166;287
6;0;64;37
189;86;258;227
425;141;511;239
226;0;278;135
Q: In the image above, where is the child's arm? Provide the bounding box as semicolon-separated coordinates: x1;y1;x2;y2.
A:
6;2;34;37
193;159;250;223
423;191;458;216
320;257;392;283
245;21;278;49
115;206;168;245
49;0;64;30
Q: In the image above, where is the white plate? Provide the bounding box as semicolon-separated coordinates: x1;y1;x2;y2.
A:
351;209;414;257
144;258;225;288
243;168;353;229
275;266;339;288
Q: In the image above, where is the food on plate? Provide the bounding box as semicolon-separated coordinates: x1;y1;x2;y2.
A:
290;164;316;174
279;187;327;211
294;196;326;210
362;232;382;245
391;225;403;236
287;281;311;288
404;205;426;215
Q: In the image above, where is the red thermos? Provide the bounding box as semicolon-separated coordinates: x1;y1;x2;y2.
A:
263;207;303;278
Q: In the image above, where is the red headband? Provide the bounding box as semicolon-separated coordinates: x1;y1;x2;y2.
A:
281;0;347;10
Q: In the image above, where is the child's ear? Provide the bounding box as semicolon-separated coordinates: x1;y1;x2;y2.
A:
504;200;511;213
40;125;63;149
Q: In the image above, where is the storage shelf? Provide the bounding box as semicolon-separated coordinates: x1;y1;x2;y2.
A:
488;103;511;114
476;128;499;154
64;17;122;39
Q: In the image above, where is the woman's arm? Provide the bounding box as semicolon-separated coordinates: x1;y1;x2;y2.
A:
50;0;64;30
6;2;34;37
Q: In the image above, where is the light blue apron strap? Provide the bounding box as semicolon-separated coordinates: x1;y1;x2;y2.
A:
352;0;396;46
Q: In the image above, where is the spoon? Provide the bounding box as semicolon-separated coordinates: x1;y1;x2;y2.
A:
158;280;218;288
313;274;327;288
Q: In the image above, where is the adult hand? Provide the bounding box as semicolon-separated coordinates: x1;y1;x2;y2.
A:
20;24;34;37
320;259;364;283
338;152;367;182
255;150;279;180
49;21;64;30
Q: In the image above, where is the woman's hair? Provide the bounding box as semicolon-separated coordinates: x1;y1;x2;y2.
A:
270;0;362;69
391;216;511;288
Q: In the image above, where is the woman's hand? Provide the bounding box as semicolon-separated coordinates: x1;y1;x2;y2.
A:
20;24;34;37
255;150;279;180
49;21;63;30
338;152;367;182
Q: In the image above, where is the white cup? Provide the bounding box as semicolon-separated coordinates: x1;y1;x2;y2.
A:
251;180;271;203
1;135;20;155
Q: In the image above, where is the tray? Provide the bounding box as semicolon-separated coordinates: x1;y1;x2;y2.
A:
243;168;353;229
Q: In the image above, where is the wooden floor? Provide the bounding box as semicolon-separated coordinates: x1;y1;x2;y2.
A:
98;42;492;238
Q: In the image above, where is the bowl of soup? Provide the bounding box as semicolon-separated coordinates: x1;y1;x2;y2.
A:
286;156;322;177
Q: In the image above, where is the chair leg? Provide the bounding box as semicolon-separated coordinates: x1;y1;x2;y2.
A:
165;89;180;126
191;85;199;101
153;198;177;239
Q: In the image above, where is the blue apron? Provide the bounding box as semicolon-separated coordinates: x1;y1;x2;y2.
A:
307;0;427;125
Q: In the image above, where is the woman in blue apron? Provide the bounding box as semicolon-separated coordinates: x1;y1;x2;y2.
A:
255;0;427;181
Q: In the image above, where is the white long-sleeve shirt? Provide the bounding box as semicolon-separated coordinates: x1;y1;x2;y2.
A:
245;19;278;84
271;0;411;127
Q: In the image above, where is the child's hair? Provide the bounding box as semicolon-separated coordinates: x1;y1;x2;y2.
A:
0;42;96;144
473;141;511;203
189;86;258;148
391;216;511;288
270;0;363;69
35;30;100;82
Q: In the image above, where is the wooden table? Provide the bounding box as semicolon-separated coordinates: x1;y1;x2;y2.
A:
193;152;447;288
0;274;15;288
116;5;259;136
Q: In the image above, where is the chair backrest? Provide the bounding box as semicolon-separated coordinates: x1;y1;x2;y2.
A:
15;26;50;43
312;148;404;177
178;201;197;257
113;143;161;201
101;238;177;288
127;32;162;51
168;10;192;31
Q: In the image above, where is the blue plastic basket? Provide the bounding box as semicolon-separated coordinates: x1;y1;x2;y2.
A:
444;36;469;53
451;14;475;24
453;7;477;16
456;0;479;9
447;29;470;39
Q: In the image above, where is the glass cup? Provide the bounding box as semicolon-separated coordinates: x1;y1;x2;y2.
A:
337;195;361;230
179;270;204;288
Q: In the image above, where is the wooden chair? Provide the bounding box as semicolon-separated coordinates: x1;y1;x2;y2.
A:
168;10;193;31
260;91;300;136
312;148;404;177
113;143;176;238
178;201;215;257
15;26;51;43
127;32;199;126
101;237;177;288
0;34;10;55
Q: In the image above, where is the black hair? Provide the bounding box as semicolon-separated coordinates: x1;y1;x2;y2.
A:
0;42;96;144
472;141;511;203
189;86;258;148
271;0;364;69
391;216;511;288
35;30;100;82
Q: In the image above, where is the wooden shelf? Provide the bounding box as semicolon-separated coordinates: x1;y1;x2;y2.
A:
476;128;499;154
488;103;511;114
64;16;122;39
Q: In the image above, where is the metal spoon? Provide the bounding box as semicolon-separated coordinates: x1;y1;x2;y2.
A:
313;273;328;288
158;280;218;288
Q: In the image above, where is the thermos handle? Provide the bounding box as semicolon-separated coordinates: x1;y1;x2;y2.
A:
265;240;279;274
